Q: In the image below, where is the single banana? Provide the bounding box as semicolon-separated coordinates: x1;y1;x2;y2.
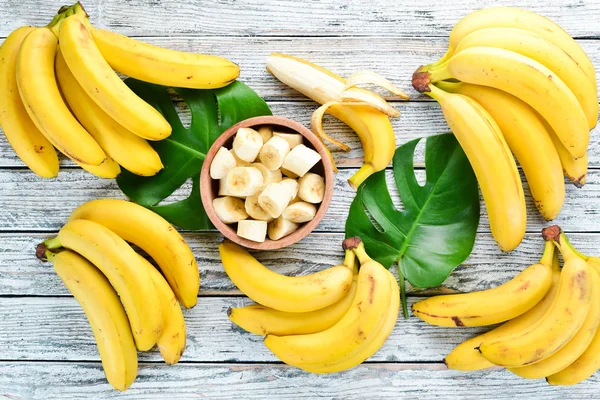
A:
259;136;290;170
228;250;358;335
425;84;526;252
210;147;236;180
479;227;593;367
435;81;564;220
58;10;171;141
444;251;561;371
413;241;555;327
237;220;268;243
297;173;325;203
268;216;299;240
67;199;199;308
48;250;138;391
219;241;353;313
91;27;239;89
545;120;588;188
55;49;164;177
0;26;59;178
453;27;598;129
281;144;322;178
16;26;106;165
417;46;589;159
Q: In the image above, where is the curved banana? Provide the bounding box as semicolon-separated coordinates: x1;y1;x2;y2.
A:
77;157;121;178
419;46;589;159
545;120;588;188
435;81;564;220
228;250;358;336
45;219;163;351
264;238;393;369
67;199;199;308
0;26;59;178
509;267;600;379
452;27;598;129
425;84;526;251
479;228;593;367
91;28;239;89
219;241;353;313
58;11;171;141
55;49;163;177
16;26;106;165
413;241;555;327
48;249;137;391
444;251;561;371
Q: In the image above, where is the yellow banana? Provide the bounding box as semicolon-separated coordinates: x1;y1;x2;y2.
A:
425;84;525;252
452;27;597;129
228;250;358;336
0;26;59;178
77;157;121;178
435;81;564;220
417;46;589;159
48;250;137;391
55;49;163;177
219;241;353;313
509;267;600;379
479;227;593;367
91;28;239;89
264;238;393;369
16;26;106;165
444;251;561;371
67;199;199;308
44;219;163;351
58;10;171;141
545;120;588;188
413;241;555;327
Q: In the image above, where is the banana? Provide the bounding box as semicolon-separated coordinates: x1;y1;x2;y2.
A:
0;26;59;178
45;219;162;351
259;136;290;170
228;250;358;335
425;84;526;252
237;220;268;243
67;199;199;308
417;47;589;159
282;202;317;223
268;216;299;240
232;150;251;167
452;27;598;129
78;157;121;178
435;81;564;220
509;267;600;379
55;49;163;177
213;196;249;224
58;11;171;141
258;126;273;143
545;120;588;188
479;227;593;367
274;132;303;148
258;181;295;219
16;26;106;165
48;250;138;391
219;241;353;313
245;194;274;222
233;127;263;163
251;162;282;189
91;27;239;89
298;173;325;203
209;147;236;180
225;166;264;197
281;144;322;177
413;241;555;327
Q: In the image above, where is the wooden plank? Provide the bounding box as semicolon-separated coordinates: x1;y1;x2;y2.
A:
1;0;599;38
0;361;598;399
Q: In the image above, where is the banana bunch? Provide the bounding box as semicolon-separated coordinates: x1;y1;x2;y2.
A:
223;237;400;373
37;199;199;391
0;2;239;179
266;54;408;189
411;7;597;252
414;225;600;385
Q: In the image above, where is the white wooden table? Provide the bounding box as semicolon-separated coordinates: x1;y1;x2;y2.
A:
1;1;600;398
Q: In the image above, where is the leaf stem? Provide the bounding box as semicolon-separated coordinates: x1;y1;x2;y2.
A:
396;262;408;318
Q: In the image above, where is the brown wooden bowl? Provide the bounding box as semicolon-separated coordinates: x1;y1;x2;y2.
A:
200;116;334;250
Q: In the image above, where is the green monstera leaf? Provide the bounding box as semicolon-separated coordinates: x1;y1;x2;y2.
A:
116;80;271;230
345;133;480;316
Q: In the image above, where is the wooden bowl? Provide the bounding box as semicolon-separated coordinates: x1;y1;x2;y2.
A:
200;116;334;250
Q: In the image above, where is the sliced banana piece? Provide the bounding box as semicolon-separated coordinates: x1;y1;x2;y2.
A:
245;193;274;222
281;167;299;179
298;172;325;203
225;166;264;197
237;220;267;242
232;150;251;166
274;132;303;148
258;126;273;143
251;162;282;189
233;127;263;163
280;178;299;199
210;147;237;179
213;196;249;224
289;194;302;204
258;181;295;218
259;136;290;170
282;144;322;177
268;216;299;240
282;201;317;223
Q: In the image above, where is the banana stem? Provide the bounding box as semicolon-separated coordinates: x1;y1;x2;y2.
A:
342;249;357;273
44;236;63;250
539;241;556;266
396;263;408;319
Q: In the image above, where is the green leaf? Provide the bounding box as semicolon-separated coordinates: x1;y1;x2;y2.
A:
116;80;272;230
345;133;480;289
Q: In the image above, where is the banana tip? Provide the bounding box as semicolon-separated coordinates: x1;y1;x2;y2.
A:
411;67;431;93
542;225;562;243
35;243;48;261
342;237;362;250
226;307;233;317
